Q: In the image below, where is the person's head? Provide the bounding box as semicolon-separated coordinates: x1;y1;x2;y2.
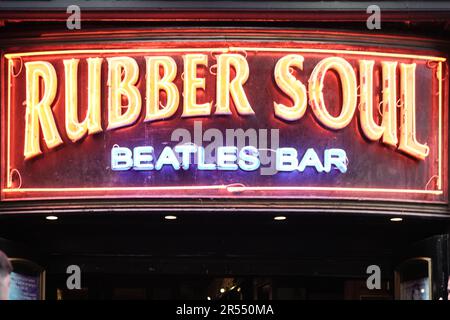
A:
0;251;13;300
447;277;450;301
411;284;422;300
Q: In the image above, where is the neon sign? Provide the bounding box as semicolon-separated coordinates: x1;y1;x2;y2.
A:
18;54;432;160
1;40;447;202
111;145;348;173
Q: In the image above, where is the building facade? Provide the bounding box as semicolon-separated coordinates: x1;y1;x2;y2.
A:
0;1;449;300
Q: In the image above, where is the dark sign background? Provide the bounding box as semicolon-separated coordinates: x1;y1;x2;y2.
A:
1;39;448;202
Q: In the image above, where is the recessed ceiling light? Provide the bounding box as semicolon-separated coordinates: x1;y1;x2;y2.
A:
274;216;287;221
390;217;403;222
46;215;58;221
164;215;177;220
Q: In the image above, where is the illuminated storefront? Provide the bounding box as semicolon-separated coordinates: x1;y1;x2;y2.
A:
0;1;449;300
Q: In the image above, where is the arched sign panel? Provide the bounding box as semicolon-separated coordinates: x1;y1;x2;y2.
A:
1;35;448;202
